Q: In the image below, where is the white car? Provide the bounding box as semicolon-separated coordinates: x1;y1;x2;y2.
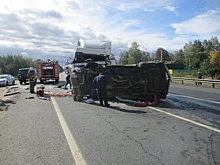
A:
0;74;15;86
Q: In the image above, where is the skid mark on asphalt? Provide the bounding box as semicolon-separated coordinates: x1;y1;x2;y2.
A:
148;106;220;133
51;97;87;165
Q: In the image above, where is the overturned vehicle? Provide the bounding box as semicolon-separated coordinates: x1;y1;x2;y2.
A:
67;39;171;102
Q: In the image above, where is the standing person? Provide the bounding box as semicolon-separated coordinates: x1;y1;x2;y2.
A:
27;67;37;93
197;72;202;85
70;67;83;101
93;72;110;107
64;66;71;89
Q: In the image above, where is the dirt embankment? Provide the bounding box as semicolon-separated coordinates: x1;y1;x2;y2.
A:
0;86;20;121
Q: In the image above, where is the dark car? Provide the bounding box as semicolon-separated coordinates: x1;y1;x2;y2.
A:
18;68;30;85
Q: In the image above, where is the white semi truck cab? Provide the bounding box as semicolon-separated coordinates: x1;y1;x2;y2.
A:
68;38;116;69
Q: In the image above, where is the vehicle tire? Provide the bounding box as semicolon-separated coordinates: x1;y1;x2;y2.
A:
20;81;22;85
6;81;9;86
73;96;77;101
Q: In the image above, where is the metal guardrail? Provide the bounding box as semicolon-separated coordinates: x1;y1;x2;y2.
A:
171;77;220;88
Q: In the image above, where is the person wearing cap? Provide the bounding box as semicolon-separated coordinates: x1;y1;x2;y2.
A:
93;72;110;107
70;67;83;101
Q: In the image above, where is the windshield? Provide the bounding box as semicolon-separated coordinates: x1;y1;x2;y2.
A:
0;75;8;79
19;69;29;75
74;52;106;63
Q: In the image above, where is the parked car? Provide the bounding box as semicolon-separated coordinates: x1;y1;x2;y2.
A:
0;74;15;86
18;68;30;84
18;67;38;85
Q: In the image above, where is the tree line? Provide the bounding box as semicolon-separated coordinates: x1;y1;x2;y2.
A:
0;55;64;77
1;36;220;78
0;55;36;76
118;36;220;78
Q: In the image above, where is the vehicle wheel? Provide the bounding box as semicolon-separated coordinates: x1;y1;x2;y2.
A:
6;81;9;86
13;80;15;85
73;96;77;101
20;81;23;85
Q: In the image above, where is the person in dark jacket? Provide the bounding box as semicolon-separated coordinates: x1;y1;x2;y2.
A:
93;72;110;107
197;72;202;86
64;66;71;89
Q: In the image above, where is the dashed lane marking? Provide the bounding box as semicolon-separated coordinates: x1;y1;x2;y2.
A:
148;106;220;133
51;97;87;165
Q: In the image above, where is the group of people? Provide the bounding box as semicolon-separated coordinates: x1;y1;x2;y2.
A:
65;66;110;107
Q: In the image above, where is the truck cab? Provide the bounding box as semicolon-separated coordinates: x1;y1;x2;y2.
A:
71;38;116;69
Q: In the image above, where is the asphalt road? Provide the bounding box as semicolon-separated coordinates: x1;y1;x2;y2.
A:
0;80;220;165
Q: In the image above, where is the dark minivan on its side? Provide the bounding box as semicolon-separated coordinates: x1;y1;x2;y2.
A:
18;68;30;85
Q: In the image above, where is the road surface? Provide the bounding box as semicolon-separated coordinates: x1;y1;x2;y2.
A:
0;80;220;165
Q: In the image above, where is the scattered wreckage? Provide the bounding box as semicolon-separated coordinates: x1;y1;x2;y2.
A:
67;39;171;104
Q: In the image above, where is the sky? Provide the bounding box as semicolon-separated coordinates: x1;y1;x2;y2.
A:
0;0;220;65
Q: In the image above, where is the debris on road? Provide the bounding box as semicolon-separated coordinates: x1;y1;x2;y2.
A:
85;98;95;104
115;96;158;107
25;96;35;99
49;93;72;97
36;86;50;101
4;86;20;97
116;96;148;106
4;91;20;97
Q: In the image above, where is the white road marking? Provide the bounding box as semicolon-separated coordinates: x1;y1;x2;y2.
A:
172;94;220;105
51;97;87;165
148;106;220;133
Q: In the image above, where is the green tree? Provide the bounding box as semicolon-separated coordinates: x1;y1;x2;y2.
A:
183;40;208;69
118;42;149;65
155;48;170;61
118;51;129;65
0;54;36;76
173;49;184;64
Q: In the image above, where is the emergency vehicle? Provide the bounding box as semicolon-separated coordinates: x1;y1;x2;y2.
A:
37;59;59;83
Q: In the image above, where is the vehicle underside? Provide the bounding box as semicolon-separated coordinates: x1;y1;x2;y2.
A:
74;60;171;102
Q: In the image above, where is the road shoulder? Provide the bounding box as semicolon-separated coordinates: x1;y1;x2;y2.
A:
0;86;20;122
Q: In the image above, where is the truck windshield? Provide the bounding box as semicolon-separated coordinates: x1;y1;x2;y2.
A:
74;52;106;63
19;69;29;76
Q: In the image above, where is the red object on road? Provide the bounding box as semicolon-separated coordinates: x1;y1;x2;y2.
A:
131;102;148;107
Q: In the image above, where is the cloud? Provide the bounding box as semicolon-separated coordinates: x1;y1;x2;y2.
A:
171;10;220;38
0;0;219;65
165;5;179;16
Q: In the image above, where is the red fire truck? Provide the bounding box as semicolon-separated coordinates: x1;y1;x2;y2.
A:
37;59;59;83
